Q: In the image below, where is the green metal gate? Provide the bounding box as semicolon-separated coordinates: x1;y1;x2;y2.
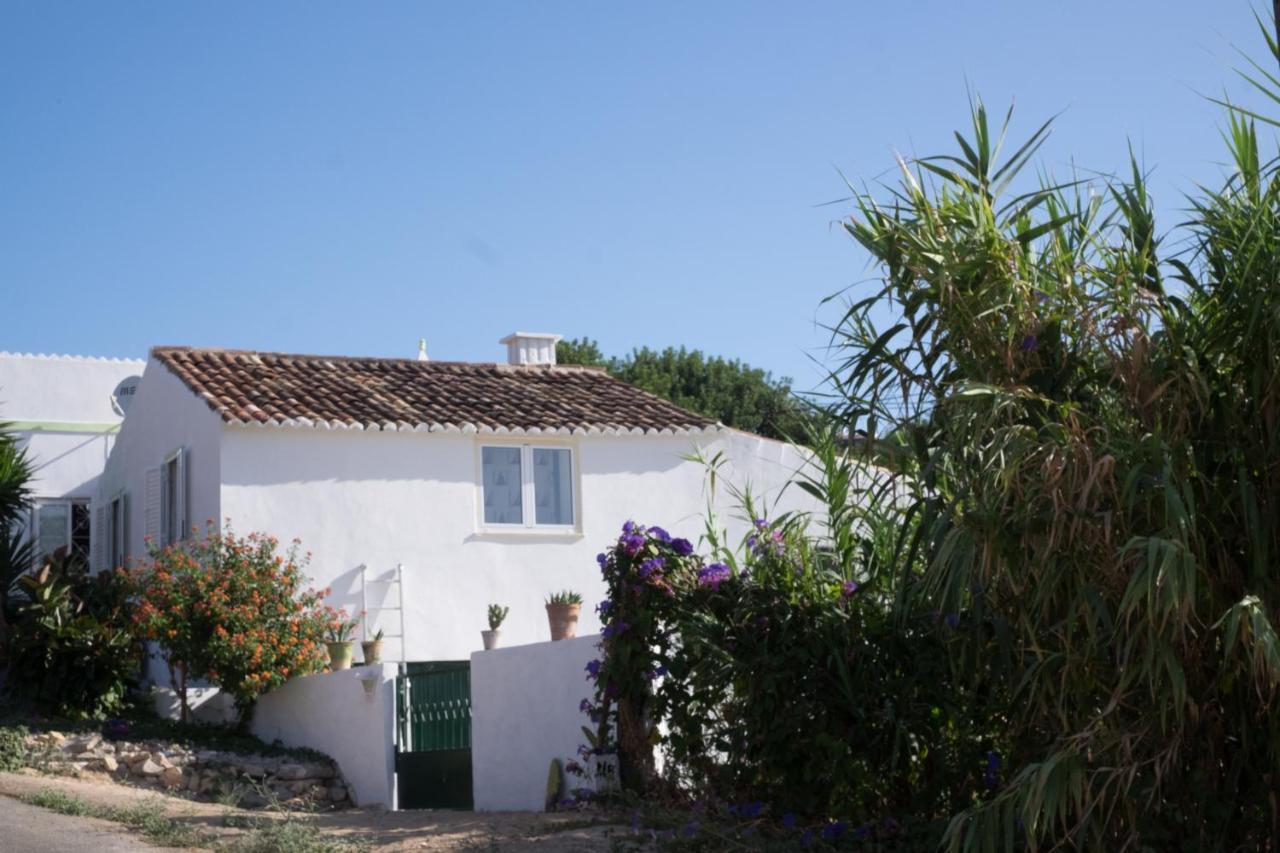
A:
396;661;473;809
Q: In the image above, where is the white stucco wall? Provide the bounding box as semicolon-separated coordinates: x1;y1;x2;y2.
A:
0;352;144;501
470;635;599;811
218;426;820;663
252;663;397;809
95;355;224;563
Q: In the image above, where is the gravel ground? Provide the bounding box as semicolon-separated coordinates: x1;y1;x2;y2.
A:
0;770;621;852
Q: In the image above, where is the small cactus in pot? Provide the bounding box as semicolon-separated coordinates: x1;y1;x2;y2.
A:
482;604;509;650
545;590;583;641
362;627;385;664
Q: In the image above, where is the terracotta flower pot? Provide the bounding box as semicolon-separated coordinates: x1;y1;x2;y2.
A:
546;603;581;641
361;639;383;664
327;641;354;671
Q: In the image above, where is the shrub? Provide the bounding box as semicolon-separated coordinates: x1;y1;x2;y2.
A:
0;724;28;771
125;525;333;726
5;550;139;717
585;448;990;834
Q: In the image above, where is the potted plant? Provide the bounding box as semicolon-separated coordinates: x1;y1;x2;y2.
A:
483;604;509;650
362;627;384;665
545;590;582;641
325;610;359;671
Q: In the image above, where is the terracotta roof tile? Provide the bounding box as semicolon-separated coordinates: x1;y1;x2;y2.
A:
151;347;719;435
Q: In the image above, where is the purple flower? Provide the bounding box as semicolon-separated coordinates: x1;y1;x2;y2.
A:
781;813;797;829
841;580;859;599
671;537;693;556
622;533;646;556
681;820;700;837
596;552;607;567
944;613;960;629
601;620;629;639
648;525;671;543
637;557;665;578
821;821;847;841
800;829;815;846
1021;334;1038;351
578;698;592;713
622;520;637;535
740;801;763;819
596;599;611;615
697;562;731;589
584;659;602;679
753;518;768;529
984;750;1001;789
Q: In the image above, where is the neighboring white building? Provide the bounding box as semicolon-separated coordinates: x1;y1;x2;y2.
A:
0;352;144;565
95;333;820;667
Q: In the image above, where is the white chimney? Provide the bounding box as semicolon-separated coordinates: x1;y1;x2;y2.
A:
499;332;562;366
417;338;429;361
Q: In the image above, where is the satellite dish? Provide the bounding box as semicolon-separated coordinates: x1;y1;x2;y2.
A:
112;376;142;417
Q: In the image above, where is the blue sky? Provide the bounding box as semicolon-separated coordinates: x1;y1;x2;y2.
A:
1;2;1270;393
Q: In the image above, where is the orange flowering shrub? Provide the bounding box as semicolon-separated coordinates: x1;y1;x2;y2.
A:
125;524;333;726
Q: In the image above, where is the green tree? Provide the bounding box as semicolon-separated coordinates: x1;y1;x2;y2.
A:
557;337;817;440
827;22;1280;847
0;419;34;656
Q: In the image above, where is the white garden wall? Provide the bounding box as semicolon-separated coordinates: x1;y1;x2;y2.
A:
252;663;398;809
470;635;599;811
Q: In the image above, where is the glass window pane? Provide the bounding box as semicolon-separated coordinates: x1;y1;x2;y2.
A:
36;503;69;562
71;502;91;563
533;448;573;525
482;447;523;525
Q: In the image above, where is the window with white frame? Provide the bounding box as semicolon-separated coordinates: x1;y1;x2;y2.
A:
160;448;188;546
29;499;91;565
480;445;575;528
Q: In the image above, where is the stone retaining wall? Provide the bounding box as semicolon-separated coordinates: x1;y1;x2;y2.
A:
27;730;350;810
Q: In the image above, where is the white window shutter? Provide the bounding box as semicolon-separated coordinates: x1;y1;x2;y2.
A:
144;467;161;546
159;460;171;546
176;448;188;540
121;492;130;565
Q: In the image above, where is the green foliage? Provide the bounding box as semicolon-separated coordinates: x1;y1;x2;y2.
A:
0;420;34;656
556;337;608;367
0;723;28;771
821;22;1280;849
556;338;819;441
487;603;509;630
5;550;139;717
546;590;583;606
587;443;988;840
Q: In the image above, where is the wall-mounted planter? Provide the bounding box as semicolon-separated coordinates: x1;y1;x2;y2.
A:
327;641;354;671
481;629;501;650
545;603;580;641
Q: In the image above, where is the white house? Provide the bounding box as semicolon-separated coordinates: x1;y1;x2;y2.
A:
0;352;144;564
95;332;819;667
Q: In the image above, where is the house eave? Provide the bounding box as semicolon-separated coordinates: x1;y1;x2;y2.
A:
220;418;724;438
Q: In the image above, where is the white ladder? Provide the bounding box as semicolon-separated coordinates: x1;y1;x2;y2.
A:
360;563;406;664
